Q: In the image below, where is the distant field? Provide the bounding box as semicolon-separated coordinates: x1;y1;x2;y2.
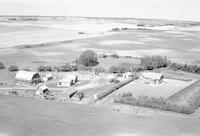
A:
0;17;200;69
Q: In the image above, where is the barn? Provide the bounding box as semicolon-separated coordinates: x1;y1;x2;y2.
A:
15;71;41;84
140;72;163;84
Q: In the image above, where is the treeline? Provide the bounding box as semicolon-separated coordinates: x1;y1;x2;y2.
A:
140;56;170;70
109;56;170;73
170;63;200;74
114;93;197;114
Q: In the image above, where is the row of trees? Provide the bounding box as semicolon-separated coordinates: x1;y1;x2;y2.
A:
140;56;170;70
170;63;200;74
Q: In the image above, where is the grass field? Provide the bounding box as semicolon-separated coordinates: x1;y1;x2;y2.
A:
1;95;200;136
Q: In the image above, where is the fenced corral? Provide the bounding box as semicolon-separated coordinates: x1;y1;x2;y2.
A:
94;76;138;101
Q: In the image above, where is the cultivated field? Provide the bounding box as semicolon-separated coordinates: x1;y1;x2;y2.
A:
0;16;200;69
1;16;200;135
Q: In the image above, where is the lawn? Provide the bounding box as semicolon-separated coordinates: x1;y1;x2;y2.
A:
111;79;195;99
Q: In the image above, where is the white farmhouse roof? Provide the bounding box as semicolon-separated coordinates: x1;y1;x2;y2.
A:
15;71;39;81
141;72;163;80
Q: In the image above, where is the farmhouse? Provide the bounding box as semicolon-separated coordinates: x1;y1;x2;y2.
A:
57;75;78;87
15;70;41;84
140;72;163;84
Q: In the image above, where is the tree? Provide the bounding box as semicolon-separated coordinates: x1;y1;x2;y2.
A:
78;50;98;66
111;54;119;58
8;65;19;72
0;62;4;69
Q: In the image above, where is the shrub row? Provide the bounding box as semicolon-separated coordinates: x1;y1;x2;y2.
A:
109;63;144;73
114;93;197;114
37;64;96;72
169;63;200;74
98;53;120;59
37;66;53;72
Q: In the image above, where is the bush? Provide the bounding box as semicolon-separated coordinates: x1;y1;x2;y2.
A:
0;62;4;69
114;94;197;114
110;54;119;58
78;32;85;34
140;56;170;70
109;65;127;73
99;54;108;58
137;24;145;27
59;63;73;72
77;65;92;71
8;65;19;72
78;50;98;66
94;67;105;73
111;28;120;31
109;78;120;84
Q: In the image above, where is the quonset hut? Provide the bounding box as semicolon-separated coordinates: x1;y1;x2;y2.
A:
15;71;41;84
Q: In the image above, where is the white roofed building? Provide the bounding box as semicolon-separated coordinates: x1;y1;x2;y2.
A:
15;70;41;84
57;74;78;87
140;72;163;84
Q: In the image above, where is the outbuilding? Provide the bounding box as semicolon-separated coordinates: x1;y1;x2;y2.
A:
15;70;41;84
123;72;133;79
57;75;78;87
42;73;53;82
35;85;49;95
140;72;163;84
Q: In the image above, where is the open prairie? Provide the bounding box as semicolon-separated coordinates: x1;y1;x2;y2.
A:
0;16;200;69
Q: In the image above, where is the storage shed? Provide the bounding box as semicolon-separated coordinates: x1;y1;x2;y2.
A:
57;75;78;87
35;85;49;95
123;72;133;79
15;71;41;84
140;72;163;84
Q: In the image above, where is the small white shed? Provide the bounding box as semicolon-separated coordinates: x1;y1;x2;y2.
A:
123;72;133;79
35;85;48;95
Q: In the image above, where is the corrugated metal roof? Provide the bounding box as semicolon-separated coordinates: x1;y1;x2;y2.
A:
15;70;39;81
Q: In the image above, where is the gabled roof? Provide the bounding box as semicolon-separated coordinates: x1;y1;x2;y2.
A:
15;71;39;81
141;72;163;80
